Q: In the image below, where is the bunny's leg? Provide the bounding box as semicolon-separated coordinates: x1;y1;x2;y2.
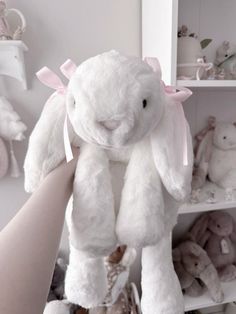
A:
141;235;184;314
116;139;165;248
65;143;117;308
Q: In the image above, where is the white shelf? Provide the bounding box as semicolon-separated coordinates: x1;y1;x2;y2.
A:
179;182;236;214
184;280;236;311
0;40;28;89
177;80;236;88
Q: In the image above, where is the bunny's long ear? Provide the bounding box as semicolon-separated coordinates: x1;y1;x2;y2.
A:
151;87;193;202
24;92;67;192
189;213;210;244
192;130;214;189
24;63;77;193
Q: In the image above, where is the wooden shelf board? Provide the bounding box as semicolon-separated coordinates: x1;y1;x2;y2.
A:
177;80;236;88
184;280;236;311
179;182;236;214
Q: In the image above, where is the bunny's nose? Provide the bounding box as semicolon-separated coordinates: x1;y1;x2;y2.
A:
99;119;121;131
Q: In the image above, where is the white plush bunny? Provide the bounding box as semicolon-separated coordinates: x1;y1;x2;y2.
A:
193;121;236;189
24;51;193;314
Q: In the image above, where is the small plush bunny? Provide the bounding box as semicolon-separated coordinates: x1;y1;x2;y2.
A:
173;240;223;303
24;51;193;314
214;41;236;79
189;211;236;282
192;121;236;190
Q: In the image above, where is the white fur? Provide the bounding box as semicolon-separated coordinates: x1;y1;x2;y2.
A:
43;300;71;314
65;246;108;308
24;51;193;312
208;123;236;188
141;236;184;314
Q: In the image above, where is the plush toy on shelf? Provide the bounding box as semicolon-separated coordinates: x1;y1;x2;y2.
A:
24;51;193;314
192;118;236;190
173;240;223;303
214;41;236;80
189;211;236;282
0;96;27;177
0;136;8;178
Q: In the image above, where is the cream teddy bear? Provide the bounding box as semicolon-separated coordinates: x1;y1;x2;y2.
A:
24;51;193;314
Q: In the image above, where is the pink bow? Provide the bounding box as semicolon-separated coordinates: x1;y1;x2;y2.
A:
36;60;77;163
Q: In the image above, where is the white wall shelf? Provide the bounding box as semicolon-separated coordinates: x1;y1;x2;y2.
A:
184;280;236;311
177;80;236;88
142;0;236;312
0;40;28;90
179;182;236;214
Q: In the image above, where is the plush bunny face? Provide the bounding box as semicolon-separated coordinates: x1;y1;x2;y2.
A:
213;122;236;150
181;242;209;277
66;51;165;148
208;211;233;237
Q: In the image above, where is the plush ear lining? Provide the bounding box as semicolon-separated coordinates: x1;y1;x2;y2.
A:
151;93;193;202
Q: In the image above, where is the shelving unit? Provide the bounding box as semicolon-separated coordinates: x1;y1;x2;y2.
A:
177;80;236;88
184;281;236;311
142;0;236;312
0;40;28;89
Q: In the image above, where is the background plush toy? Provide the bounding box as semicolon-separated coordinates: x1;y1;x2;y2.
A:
0;96;27;177
0;136;8;178
173;240;223;303
214;41;236;79
24;51;193;314
189;211;236;282
192;120;236;190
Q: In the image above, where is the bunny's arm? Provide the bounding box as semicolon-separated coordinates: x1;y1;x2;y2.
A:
24;93;67;192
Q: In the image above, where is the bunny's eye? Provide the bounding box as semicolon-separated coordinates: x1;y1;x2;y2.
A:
143;99;147;109
225;54;228;58
223;136;227;140
195;263;198;267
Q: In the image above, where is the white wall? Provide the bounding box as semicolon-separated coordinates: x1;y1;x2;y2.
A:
0;0;141;244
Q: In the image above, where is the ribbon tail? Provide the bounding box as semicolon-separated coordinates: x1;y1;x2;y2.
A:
63;115;73;162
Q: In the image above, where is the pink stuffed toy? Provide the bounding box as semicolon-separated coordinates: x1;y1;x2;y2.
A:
189;211;236;282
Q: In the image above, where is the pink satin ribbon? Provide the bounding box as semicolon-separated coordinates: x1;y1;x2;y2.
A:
36;60;77;163
163;84;192;166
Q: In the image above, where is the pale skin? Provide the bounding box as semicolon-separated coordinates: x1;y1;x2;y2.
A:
0;149;79;314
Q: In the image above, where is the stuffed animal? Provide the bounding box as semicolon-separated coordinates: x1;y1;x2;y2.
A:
214;41;236;79
24;51;193;314
0;96;27;177
192;120;236;190
189;211;236;282
0;136;8;178
173;240;223;303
